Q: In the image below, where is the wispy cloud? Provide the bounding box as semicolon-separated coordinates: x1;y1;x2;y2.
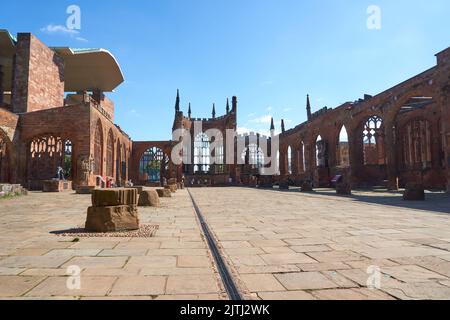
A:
249;114;272;124
40;24;88;42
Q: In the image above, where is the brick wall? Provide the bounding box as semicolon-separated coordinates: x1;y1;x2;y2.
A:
12;33;64;114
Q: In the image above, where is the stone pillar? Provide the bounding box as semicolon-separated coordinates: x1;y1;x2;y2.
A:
385;120;399;190
0;65;4;105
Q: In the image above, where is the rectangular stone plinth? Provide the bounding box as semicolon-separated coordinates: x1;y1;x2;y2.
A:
85;205;140;232
42;180;72;193
91;188;137;207
76;186;96;195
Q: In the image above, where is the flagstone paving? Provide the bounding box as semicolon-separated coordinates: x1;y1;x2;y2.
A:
1;187;450;300
188;187;450;300
0;191;225;300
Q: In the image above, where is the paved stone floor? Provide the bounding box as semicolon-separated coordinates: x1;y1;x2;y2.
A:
189;188;450;300
1;187;450;300
0;191;225;300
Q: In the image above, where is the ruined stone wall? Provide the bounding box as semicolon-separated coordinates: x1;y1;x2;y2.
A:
279;49;449;190
90;107;132;186
12;34;64;114
18;104;90;188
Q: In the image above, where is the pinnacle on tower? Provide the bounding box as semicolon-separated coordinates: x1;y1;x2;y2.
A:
175;89;180;112
270;117;275;131
212;103;216;119
306;94;312;121
226;98;230;114
188;103;192;118
281;119;285;133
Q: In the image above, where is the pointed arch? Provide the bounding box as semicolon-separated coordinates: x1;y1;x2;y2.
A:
287;146;292;174
337;125;350;167
106;129;114;177
194;133;211;173
362;116;386;165
93;121;103;176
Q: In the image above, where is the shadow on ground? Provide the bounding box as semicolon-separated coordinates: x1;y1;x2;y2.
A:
258;186;450;215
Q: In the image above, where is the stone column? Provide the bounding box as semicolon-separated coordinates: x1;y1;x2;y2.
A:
0;65;4;105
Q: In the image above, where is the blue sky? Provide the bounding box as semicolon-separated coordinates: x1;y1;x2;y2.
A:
1;0;449;140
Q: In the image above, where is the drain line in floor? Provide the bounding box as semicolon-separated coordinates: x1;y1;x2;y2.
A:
187;189;243;301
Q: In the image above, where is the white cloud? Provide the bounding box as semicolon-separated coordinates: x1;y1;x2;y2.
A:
40;24;88;42
250;114;272;124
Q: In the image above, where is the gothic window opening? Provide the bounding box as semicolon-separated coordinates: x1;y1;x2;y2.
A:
363;116;386;165
106;130;114;178
316;135;327;167
121;145;127;181
28;136;73;181
94;122;103;176
299;141;306;173
402;119;432;169
64;140;73;179
139;147;169;183
287;146;292;174
338;126;350;167
194;133;211;173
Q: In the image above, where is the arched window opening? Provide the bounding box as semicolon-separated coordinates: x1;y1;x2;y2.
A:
121;145;127;181
316;135;327;167
28;136;73;183
338;126;350;167
287;146;292;174
139;147;169;183
64;140;73;179
403;119;432;169
300;141;306;172
116;141;121;183
94;122;103;176
194;133;211;173
106;130;114;178
276;150;280;175
363;116;386;165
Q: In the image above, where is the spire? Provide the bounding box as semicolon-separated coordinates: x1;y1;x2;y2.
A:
226;98;230;114
212;103;216;119
188;103;192;118
175;89;180;112
270;117;275;131
281;119;285;133
306;94;312;121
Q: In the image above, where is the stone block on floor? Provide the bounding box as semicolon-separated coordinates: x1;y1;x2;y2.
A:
85;205;140;232
157;188;172;198
336;182;352;195
403;184;425;201
138;190;160;207
43;180;72;193
91;188;138;207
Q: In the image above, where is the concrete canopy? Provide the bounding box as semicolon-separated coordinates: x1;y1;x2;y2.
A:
0;29;124;93
51;47;125;92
